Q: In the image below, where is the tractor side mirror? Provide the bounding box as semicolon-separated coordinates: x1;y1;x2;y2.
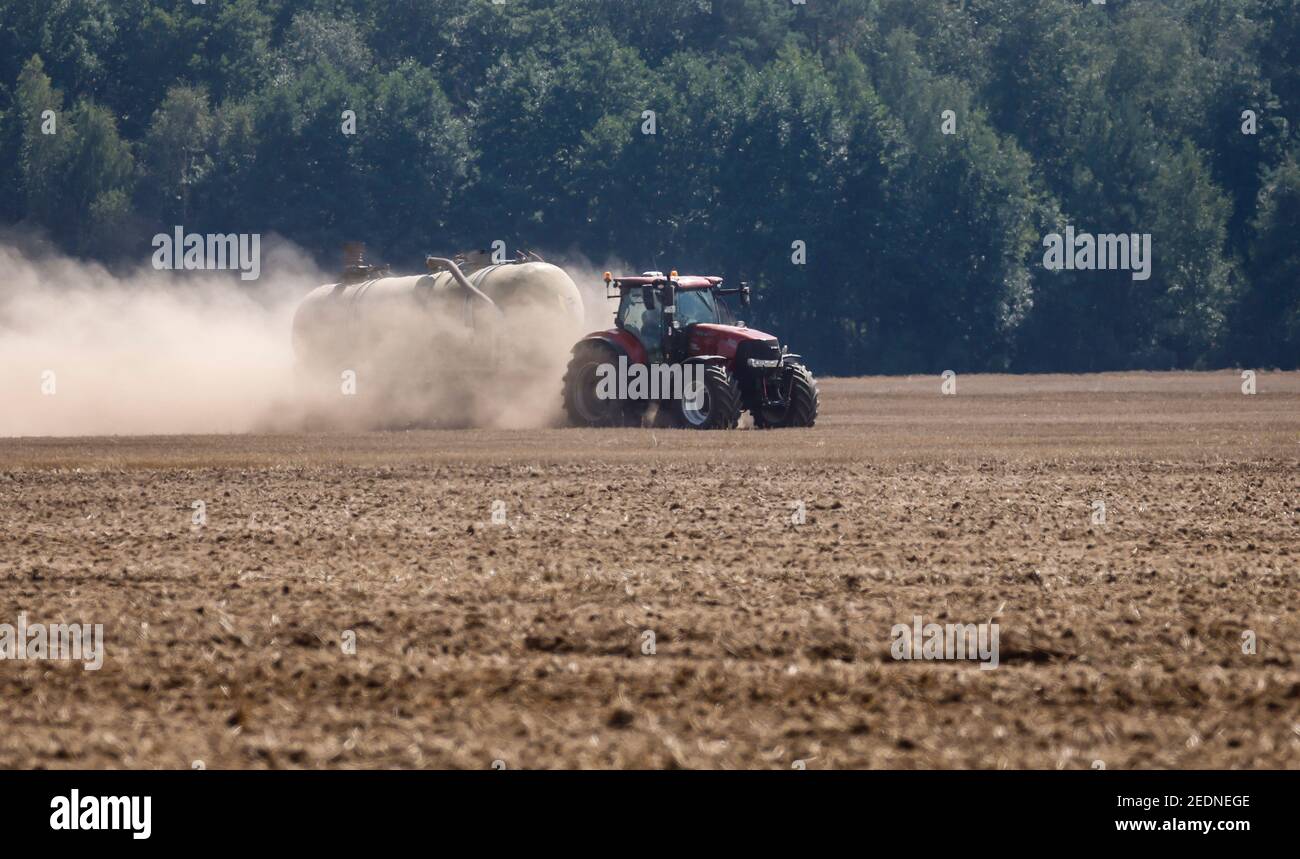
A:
740;282;751;307
642;284;655;310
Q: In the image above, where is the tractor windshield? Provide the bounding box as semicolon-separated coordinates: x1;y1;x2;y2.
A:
674;289;719;327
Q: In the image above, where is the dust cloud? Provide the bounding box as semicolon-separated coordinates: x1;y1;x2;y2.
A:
292;253;620;432
0;238;312;437
0;240;624;437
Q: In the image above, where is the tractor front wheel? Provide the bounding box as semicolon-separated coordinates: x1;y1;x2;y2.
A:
752;363;819;428
673;364;742;430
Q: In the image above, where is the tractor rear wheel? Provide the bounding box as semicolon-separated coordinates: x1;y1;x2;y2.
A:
673;364;742;430
752;362;819;428
563;343;633;427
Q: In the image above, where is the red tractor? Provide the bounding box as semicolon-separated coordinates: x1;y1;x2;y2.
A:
563;271;819;429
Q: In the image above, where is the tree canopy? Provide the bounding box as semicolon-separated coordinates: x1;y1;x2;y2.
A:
1;0;1296;371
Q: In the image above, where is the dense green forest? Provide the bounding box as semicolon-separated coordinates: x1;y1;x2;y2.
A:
1;0;1297;373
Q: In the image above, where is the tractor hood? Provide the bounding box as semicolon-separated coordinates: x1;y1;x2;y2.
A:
688;323;778;359
689;322;776;340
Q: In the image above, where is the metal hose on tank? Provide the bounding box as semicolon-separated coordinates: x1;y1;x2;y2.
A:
426;256;504;321
426;256;504;369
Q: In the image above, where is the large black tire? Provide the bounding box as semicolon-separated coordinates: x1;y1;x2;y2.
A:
562;343;635;427
672;364;742;429
752;362;819;428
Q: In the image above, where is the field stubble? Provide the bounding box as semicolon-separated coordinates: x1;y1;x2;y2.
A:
1;371;1297;768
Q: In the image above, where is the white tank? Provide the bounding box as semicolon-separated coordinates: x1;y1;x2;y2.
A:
291;256;585;426
293;260;583;367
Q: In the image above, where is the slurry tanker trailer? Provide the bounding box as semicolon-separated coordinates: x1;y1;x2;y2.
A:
291;246;819;430
292;245;585;425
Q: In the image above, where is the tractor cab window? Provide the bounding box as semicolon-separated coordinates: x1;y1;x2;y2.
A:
715;294;739;325
618;289;665;355
674;289;719;327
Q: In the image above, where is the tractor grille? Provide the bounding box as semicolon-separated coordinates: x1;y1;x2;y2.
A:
737;339;781;368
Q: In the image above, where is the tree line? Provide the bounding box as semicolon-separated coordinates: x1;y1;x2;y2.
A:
1;0;1297;373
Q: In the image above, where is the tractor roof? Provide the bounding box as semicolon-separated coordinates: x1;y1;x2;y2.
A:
612;275;722;290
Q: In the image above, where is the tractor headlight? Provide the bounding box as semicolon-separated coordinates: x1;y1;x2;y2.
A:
747;358;781;368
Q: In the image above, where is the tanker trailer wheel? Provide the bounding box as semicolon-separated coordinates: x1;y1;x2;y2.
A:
752;363;820;428
673;364;742;430
563;343;636;427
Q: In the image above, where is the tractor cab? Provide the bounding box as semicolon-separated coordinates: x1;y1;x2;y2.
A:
607;271;747;362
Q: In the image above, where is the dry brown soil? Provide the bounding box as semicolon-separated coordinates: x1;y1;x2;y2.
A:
2;371;1298;768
